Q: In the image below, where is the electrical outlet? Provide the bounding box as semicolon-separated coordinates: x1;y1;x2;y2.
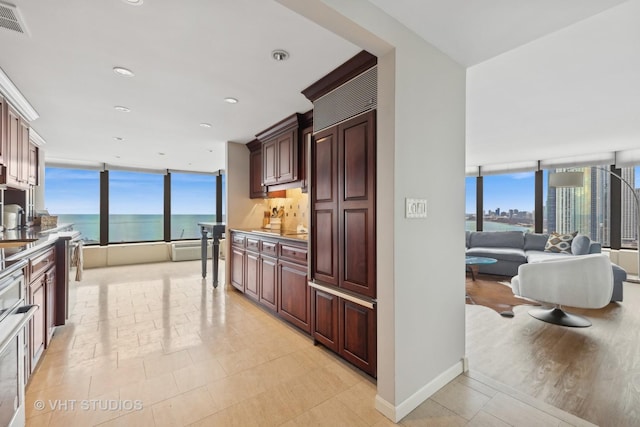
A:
406;198;427;218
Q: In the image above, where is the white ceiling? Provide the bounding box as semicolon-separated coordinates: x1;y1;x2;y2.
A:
0;0;360;173
1;0;637;173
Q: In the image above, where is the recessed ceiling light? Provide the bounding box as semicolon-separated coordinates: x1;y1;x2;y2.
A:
113;137;124;141
271;49;289;61
114;106;131;112
199;123;212;128
115;155;121;159
122;0;143;5
113;67;135;77
224;97;238;104
158;152;165;156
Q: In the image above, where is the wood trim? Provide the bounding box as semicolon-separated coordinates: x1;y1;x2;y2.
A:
476;176;483;231
246;139;261;152
255;113;302;142
301;51;377;102
301;109;313;129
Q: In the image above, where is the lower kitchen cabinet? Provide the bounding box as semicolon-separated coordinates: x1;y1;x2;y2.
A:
28;275;46;371
46;268;56;346
278;260;310;334
260;255;278;311
311;287;377;377
311;287;339;352
244;250;260;301
230;246;245;291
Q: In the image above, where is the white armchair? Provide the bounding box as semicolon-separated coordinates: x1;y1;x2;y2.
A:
511;253;614;327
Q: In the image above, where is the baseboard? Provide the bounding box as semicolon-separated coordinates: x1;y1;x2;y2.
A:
374;359;464;422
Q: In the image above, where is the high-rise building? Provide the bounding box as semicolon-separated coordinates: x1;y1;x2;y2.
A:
621;168;637;247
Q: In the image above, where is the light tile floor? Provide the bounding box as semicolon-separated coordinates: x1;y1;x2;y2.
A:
25;260;594;426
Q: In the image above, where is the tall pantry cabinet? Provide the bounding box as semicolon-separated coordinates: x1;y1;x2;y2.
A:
311;110;377;376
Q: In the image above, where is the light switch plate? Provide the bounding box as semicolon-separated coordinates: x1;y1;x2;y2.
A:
405;198;427;218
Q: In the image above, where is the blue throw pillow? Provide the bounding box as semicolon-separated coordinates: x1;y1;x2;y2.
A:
571;234;591;255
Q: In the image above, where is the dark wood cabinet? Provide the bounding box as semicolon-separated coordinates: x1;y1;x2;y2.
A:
229;230;309;331
248;139;267;198
3;106;31;189
230;246;245;291
301;126;312;193
45;268;56;346
28;141;38;185
0;96;7;165
312;111;376;297
29;276;46;371
311;288;339;352
244;250;260;301
259;255;278;311
256;113;302;187
339;298;376;376
278;260;310;333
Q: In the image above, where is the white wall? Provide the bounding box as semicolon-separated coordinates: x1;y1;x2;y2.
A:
224;141;269;284
278;0;466;421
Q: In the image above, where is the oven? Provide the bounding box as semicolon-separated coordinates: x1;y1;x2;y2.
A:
0;261;37;427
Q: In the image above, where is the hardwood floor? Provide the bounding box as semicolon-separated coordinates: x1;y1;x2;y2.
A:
466;277;640;426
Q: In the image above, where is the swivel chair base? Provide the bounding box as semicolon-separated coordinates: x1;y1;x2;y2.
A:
528;307;591;328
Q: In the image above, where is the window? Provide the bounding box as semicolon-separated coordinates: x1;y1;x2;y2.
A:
620;167;638;249
465;177;476;231
544;167;610;246
44;167;100;243
483;173;535;232
109;170;163;243
170;173;216;240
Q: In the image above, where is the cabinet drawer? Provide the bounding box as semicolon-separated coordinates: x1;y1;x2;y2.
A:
30;247;55;281
260;240;278;256
231;233;245;248
246;237;260;252
279;244;307;264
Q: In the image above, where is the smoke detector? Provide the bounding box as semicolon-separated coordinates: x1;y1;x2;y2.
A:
0;2;29;35
271;50;289;62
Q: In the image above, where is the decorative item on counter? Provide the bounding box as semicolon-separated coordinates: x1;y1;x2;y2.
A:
270;206;285;230
263;211;270;228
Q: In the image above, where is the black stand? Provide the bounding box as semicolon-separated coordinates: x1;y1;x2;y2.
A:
528;307;592;328
199;222;225;288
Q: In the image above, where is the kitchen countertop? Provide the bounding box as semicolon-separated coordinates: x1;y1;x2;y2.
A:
0;223;79;267
230;228;308;243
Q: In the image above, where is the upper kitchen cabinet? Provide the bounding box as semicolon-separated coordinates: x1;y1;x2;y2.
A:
0;105;36;189
256;113;302;187
0;96;7;165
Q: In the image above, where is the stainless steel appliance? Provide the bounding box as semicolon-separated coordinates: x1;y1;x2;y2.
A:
0;260;37;427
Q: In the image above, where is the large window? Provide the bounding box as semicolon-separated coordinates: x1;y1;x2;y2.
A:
44;167;100;243
620;166;638;249
170;173;216;240
465;177;476;231
483;173;535;232
109;170;164;243
544;167;611;246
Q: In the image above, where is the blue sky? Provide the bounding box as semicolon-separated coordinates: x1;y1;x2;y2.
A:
466;168;640;214
45;168;221;215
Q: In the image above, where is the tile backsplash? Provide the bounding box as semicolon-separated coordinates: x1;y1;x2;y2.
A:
267;188;308;231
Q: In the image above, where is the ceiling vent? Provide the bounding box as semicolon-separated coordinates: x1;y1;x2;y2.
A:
0;2;28;35
313;66;377;133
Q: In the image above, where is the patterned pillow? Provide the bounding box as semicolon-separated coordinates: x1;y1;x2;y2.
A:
544;231;578;253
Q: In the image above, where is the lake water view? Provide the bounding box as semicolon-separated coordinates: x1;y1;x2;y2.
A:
465;220;533;233
59;214;220;243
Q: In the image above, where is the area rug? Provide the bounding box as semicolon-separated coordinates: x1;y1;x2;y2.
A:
466;276;540;318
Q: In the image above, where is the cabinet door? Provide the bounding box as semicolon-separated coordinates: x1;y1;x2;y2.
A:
301;127;311;193
311;288;339;352
28;142;38;185
249;149;266;198
339;298;376;377
276;130;296;183
230;247;245;292
19;118;29;184
259;255;277;311
338;111;376;298
244;251;260;301
29;277;46;371
7;107;20;185
311;126;339;286
45;267;56;346
263;138;278;186
278;260;310;333
0;96;6;165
